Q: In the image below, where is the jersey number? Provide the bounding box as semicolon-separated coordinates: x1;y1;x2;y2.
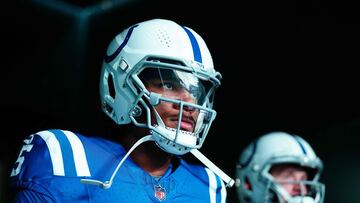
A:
11;135;34;176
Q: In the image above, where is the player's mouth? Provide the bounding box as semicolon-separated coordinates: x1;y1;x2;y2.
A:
169;117;195;132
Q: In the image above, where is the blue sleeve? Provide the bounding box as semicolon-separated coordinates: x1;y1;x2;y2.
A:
9;129;95;202
13;190;55;203
10;132;55;181
9;131;57;201
10;129;101;202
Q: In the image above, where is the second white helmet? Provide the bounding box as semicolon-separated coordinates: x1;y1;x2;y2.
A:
235;132;325;203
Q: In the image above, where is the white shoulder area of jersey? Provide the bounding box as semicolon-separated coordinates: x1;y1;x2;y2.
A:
34;129;91;177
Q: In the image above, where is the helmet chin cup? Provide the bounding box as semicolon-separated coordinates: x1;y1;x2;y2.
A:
151;125;196;155
287;196;317;203
150;104;197;155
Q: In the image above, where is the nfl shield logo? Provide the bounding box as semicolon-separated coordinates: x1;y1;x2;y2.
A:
154;185;166;201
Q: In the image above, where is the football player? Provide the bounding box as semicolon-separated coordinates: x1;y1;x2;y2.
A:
10;18;233;202
235;131;325;203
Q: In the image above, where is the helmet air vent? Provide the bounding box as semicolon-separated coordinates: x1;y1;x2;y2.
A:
155;29;172;48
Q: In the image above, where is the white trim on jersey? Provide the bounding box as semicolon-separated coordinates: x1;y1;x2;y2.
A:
220;178;227;203
37;130;91;177
63;130;91;177
205;167;217;203
37;131;65;176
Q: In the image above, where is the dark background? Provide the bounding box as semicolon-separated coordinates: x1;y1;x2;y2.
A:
2;0;360;202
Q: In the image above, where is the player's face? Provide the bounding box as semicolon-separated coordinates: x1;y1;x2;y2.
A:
270;164;309;197
146;78;199;132
142;68;205;133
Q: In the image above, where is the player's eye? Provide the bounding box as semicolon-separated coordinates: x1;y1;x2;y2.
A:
162;82;174;90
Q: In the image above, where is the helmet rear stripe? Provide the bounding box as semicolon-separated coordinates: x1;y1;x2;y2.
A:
294;136;307;155
104;25;138;63
182;27;202;63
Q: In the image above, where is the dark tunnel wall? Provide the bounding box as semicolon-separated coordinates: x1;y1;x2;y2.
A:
2;1;360;202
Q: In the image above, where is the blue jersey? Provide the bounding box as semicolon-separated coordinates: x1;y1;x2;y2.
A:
10;129;227;202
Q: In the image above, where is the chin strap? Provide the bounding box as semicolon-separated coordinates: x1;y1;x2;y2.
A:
191;149;235;187
81;134;234;189
81;135;154;189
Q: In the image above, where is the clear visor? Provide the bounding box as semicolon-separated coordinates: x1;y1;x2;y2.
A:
139;67;208;105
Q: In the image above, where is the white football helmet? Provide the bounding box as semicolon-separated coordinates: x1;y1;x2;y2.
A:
235;132;325;203
99;19;221;155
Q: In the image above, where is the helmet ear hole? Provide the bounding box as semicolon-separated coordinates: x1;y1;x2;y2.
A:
102;101;114;115
107;74;116;99
244;176;253;191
